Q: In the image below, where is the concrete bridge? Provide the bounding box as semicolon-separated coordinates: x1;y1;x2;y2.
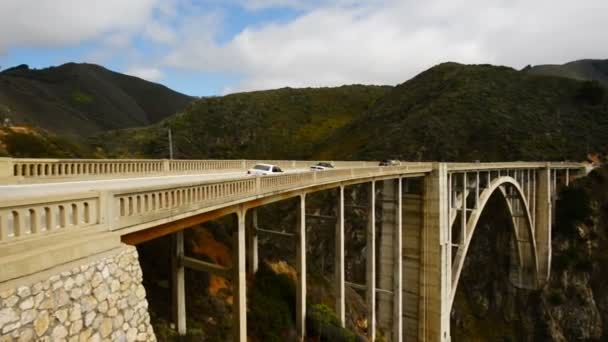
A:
0;158;586;341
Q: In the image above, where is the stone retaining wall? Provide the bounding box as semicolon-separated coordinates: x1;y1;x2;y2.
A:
0;245;156;342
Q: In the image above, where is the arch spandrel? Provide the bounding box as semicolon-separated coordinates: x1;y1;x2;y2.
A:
448;176;539;308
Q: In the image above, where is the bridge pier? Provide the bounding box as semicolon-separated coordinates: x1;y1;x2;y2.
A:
535;166;552;285
335;186;346;326
296;195;307;340
247;209;259;274
420;163;451;342
172;231;187;337
233;210;247;342
366;181;376;341
377;178;403;341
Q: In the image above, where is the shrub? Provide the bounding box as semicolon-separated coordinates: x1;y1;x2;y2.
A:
576;80;606;105
307;304;360;342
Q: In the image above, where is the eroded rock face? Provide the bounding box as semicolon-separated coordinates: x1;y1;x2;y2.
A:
0;246;156;342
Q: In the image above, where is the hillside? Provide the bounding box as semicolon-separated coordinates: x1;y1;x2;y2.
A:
527;59;608;87
319;62;608;161
0;63;193;136
93;85;390;158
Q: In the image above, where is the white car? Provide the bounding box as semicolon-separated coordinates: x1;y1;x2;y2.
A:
247;163;284;176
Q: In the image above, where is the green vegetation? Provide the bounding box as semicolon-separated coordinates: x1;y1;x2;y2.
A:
527;59;608;87
94;85;389;159
307;304;359;341
322;63;608;161
247;262;297;341
0;127;91;158
96;63;608;163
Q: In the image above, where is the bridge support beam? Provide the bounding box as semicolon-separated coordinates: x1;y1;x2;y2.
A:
233;210;247;342
403;188;424;342
377;179;403;341
335;186;346;326
172;231;187;337
535;166;552;284
366;181;376;341
296;195;307;340
421;163;451;342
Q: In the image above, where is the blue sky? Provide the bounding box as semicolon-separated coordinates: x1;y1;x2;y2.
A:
0;0;607;96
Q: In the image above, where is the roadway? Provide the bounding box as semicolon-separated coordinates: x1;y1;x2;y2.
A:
0;168;317;201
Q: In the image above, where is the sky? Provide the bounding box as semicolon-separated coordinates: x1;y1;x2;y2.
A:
0;0;607;96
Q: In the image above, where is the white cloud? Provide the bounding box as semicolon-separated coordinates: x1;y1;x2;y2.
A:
126;66;164;82
164;0;608;93
0;0;161;53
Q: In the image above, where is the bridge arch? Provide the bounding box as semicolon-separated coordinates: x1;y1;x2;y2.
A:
448;176;539;308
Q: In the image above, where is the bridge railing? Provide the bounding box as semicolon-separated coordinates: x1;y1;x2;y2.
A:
0;161;586;246
0;191;100;243
0;158;387;183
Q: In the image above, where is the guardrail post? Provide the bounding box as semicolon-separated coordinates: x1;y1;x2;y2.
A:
163;159;171;174
0;158;14;181
99;191;117;230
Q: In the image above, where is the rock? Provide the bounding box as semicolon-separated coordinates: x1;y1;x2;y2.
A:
135;286;146;300
136;333;147;341
107;307;118;317
54;288;70;308
70;319;83;336
20;309;37;325
32;282;43;296
99;318;113;338
16;286;30;298
71;288;83;300
17;328;34;342
97;301;108;314
113;315;124;329
4;296;18;307
39;296;54;310
101;267;110;279
0;308;18;326
81;296;98;313
126;328;138;342
0;289;14;300
55;308;69;323
91;273;103;288
33;292;45;308
64;277;76;291
84;311;96;327
52;280;64;290
69;304;82;321
88;332;101;342
52;325;68;340
18;297;34;310
34;311;50;336
2;321;20;334
93;284;109;302
75;274;85;287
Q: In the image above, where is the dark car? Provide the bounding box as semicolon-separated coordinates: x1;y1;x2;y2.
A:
310;162;334;171
379;159;399;166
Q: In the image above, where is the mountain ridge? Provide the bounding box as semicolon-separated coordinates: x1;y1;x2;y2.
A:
0;62;193;136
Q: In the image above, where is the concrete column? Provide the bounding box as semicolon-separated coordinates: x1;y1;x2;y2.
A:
172;231;186;336
420;163;451;342
393;178;403;342
233;210;247;342
403;189;424;342
535;167;552;284
296;195;307;340
366;181;376;341
335;186;346;326
247;209;259;274
378;180;396;338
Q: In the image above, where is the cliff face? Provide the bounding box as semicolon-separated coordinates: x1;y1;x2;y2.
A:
452;166;608;341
